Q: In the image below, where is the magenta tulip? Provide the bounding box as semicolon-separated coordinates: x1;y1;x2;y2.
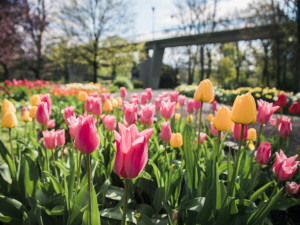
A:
211;100;217;112
120;87;127;99
179;95;186;107
47;119;55;129
56;129;65;146
43;129;57;149
145;88;153;101
278;116;292;138
155;97;162;111
74;115;100;154
286;182;300;195
22;106;27;116
101;93;108;103
123;102;138;126
40;93;52;116
92;97;102;116
92;92;99;98
194;100;201;110
36;102;49;125
140;92;148;105
160;101;176;119
199;132;207;144
160;121;172;142
210;122;219;136
64;106;75;125
273;150;299;181
68;115;83;139
101;115;116;131
170;91;179;103
114;123;153;179
85;96;95;113
186;99;194;114
257;99;280;124
256;141;271;165
232;123;248;141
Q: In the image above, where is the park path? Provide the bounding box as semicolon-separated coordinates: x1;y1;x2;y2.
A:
112;89;300;155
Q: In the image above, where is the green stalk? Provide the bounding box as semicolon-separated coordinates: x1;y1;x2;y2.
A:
24;122;27;141
195;109;199;131
255;124;264;149
286;137;290;156
87;154;92;225
164;142;169;168
43;124;49;172
252;164;261;190
216;130;221;160
197;102;203;149
9;128;16;177
121;179;130;225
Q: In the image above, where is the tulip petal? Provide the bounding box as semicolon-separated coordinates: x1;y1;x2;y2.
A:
138;128;154;142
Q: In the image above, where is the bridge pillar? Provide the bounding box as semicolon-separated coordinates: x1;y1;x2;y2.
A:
140;44;165;89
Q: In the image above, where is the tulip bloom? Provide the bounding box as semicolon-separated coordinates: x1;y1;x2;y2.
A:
85;96;95;113
160;101;176;119
231;93;256;125
247;128;257;141
140;104;155;120
30;94;41;106
207;113;214;122
210;122;219;136
155;98;161;111
120;87;127;99
194;79;214;103
211;100;217;112
174;113;181;120
123;103;138;125
101;115;116;131
232;123;248;141
78;90;88;102
199;132;207;144
273;150;299;181
213;106;233;131
36;102;49;125
186;99;194;114
1;112;18;128
286;182;300;195
56;129;65;146
289;102;300;114
160;121;172;142
64;106;75;125
140;92;148;105
194;100;201;110
170;133;183;148
68;115;82;139
257;100;280;124
29;106;38;118
40;93;52;116
47;119;55;129
103;99;113;112
1;99;16;115
74;115;100;154
22;111;32;122
275;93;288;107
92;97;102;116
145;88;153;101
170;91;179;103
43;130;57;150
179;95;186;107
278;116;292;138
256;141;271;165
114;123;153;179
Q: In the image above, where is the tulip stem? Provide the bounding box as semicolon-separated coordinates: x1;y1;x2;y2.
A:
87;153;92;225
197;103;203;149
216;130;221;160
164;142;169;167
75;152;82;194
252;164;261;191
24;122;27;141
286;137;290;156
121;179;130;225
9;128;16;177
255;124;264;150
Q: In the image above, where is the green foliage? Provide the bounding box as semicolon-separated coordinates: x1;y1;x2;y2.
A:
113;76;133;89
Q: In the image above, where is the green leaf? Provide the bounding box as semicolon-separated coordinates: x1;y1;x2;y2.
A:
0;163;12;184
44;171;64;194
82;183;101;225
180;197;206;212
250;181;273;202
0;196;27;225
0;139;16;178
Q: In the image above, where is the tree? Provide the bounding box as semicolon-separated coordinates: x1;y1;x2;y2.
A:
60;0;132;83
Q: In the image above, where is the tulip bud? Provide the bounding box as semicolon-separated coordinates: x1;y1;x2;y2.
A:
275;93;288;107
43;130;57;150
210;122;219;136
103;99;113;112
160;101;176;119
231;93;256;125
116;97;122;106
278;116;292;138
120;87;127;98
101;115;116;131
256;141;271;165
257;100;280;124
213;106;233;131
211;100;217;112
174;113;181;120
92;98;102;116
1;112;18;128
273;150;299;181
36;102;49;125
40;93;52;116
155;98;162;111
30;94;41;106
145;88;153;101
194;79;214;102
64;106;75;125
160;121;172;142
123;102;138;125
194;100;201;110
56;129;65;146
1;99;16;115
199;132;207;144
170;91;179;103
247;128;257;141
179;95;185;107
29;106;38;118
22;111;32;122
186;99;194;114
77;90;88;102
47;119;55;129
207;113;214;122
85;96;95;113
286;182;300;195
232;123;248;141
289;102;300;114
140;92;148;105
186;114;193;122
170;133;183;148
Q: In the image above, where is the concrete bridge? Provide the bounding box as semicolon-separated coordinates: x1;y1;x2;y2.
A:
140;24;282;89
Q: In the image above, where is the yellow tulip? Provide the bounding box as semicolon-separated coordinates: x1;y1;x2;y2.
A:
248;141;255;151
22;111;32;122
174;113;181;120
103;99;113;112
186;114;193;122
1;99;16;115
29;94;41;106
111;98;118;108
29;106;38;118
206;113;214;122
247;128;257;141
170;133;183;148
175;103;179;110
1;112;18;128
116;97;122;106
230;93;257;125
77;91;88;102
213;106;233;131
194;79;214;102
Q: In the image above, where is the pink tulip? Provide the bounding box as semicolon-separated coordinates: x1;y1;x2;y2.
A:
92;97;102;116
85;96;95;113
273;150;299;181
43;129;57;149
47;119;55;129
199;132;207;144
286;182;300;195
123;102;138;126
120;87;127;99
101;115;116;131
101;93;108;103
210;122;219;136
194;100;201;110
74;115;100;154
289;102;300;114
92;92;99;98
140;113;153;126
160;121;172;142
256;141;271;165
64;106;75;125
257;99;280;124
179;95;186;107
211;100;217;112
278;116;292;138
22;107;28;116
36;102;49;124
56;129;65;146
68;115;83;139
40;93;52;116
140;92;148;105
232;123;248;141
130;93;139;105
170;91;179;103
160;101;176;119
186;99;194;114
161;91;169;98
145;88;153;101
155;98;162;111
114;123;153;179
140;104;155;120
275;93;288;107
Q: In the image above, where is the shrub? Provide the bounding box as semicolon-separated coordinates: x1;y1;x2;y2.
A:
113;76;133;89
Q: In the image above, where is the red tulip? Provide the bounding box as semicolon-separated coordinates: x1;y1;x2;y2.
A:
232;123;248;141
278;116;292;138
120;87;127;99
275;93;288;107
179;95;186;107
43;129;57;150
64;106;75;125
114;123;153;179
160;101;176;119
36;102;49;124
186;99;194;114
74;115;100;154
257;99;280;124
160;121;172;142
273;150;299;181
56;129;65;146
286;181;300;195
256;141;271;165
289;102;300;114
101;114;116;131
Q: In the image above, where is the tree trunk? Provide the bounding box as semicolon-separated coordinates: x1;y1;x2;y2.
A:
262;42;269;86
296;0;300;92
206;46;212;79
235;42;241;83
200;45;204;81
93;40;98;83
187;47;193;84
